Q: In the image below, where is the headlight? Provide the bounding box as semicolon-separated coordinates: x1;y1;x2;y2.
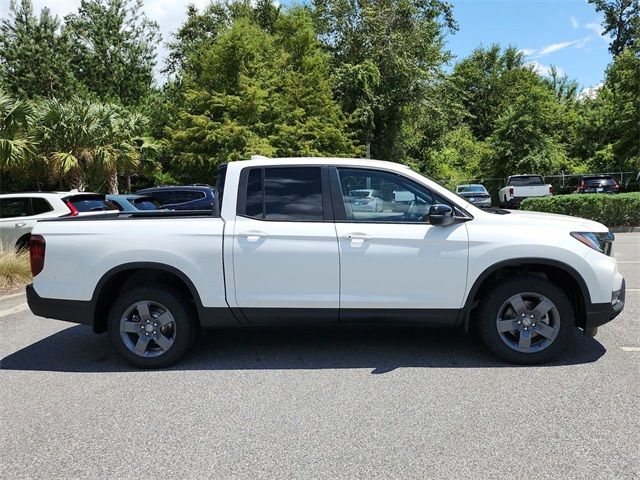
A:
570;232;614;255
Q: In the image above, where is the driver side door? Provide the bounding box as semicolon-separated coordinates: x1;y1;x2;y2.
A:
332;167;469;323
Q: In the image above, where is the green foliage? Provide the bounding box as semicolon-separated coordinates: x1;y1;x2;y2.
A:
521;192;640;227
0;0;79;99
166;8;359;184
64;0;161;106
588;0;640;56
312;0;456;162
0;88;37;172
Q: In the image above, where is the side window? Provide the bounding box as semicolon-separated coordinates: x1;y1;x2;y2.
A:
174;190;205;203
150;191;174;205
240;167;324;221
0;198;30;218
337;168;444;223
31;197;53;215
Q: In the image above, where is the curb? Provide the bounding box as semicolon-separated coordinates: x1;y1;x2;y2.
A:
610;226;640;233
0;290;27;310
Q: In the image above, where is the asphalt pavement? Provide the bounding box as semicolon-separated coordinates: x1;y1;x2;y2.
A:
1;234;639;479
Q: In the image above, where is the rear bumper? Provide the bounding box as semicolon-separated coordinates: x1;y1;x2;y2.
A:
26;284;94;327
583;279;625;330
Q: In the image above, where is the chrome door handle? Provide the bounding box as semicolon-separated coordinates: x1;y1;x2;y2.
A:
239;230;267;242
15;223;26;228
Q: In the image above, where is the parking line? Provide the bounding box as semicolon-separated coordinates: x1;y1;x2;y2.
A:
617;261;640;264
0;303;29;319
621;347;640;352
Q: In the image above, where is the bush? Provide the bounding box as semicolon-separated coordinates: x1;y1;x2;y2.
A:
521;193;640;227
0;249;31;288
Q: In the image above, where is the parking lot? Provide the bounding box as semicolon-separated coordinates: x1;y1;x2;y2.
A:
1;233;638;479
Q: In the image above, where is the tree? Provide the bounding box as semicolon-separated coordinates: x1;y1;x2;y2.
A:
449;45;538;140
0;0;79;99
64;0;161;106
588;0;640;56
312;0;456;162
488;84;573;178
0;88;36;173
167;8;359;184
544;66;579;104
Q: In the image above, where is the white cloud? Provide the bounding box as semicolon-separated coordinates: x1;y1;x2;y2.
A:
579;83;603;100
570;16;579;29
528;61;565;77
537;37;592;56
519;48;536;56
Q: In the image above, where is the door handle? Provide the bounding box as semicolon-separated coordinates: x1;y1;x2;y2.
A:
15;223;26;228
345;233;372;246
239;230;267;242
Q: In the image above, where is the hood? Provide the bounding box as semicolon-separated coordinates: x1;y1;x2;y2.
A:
499;209;608;233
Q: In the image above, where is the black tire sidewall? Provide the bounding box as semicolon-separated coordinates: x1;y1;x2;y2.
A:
477;275;575;365
107;286;197;368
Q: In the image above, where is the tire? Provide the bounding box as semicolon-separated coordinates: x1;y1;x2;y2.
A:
476;274;574;365
107;285;199;368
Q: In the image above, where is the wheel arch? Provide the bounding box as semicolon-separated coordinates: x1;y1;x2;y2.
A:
91;262;204;333
461;258;592;331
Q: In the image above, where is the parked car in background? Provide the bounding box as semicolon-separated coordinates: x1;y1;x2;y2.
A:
107;194;161;212
498;175;552;209
558;175;620;195
0;192;117;250
455;184;492;208
135;185;215;211
349;189;384;212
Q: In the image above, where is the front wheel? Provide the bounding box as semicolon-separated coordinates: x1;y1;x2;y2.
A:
476;275;574;364
107;286;198;368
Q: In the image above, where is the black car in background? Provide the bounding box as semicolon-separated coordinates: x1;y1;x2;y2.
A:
558;175;619;195
135;185;215;210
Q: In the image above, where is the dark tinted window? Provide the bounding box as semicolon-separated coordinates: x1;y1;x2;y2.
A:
65;195;117;212
174;190;205;203
245;168;263;218
241;167;324;221
584;176;615;186
148;191;174;204
132;198;159;210
508;176;544;186
31;197;53;215
0;198;29;218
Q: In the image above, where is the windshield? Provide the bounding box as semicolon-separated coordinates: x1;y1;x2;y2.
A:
584;177;615;186
458;185;485;193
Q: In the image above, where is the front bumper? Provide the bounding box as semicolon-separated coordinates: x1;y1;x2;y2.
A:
26;284;94;326
583;279;626;330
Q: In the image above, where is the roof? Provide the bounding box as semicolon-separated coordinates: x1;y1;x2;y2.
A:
233;156;413;172
136;185;214;191
0;191;102;198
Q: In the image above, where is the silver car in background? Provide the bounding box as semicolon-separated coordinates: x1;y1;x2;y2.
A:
455;184;492;208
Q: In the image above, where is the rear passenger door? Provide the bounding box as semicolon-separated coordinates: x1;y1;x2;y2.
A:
231;166;339;324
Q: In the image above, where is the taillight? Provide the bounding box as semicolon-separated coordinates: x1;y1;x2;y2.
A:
65;200;78;216
613;180;619;190
578;180;585;192
509;187;514;196
549;186;554;195
29;235;46;276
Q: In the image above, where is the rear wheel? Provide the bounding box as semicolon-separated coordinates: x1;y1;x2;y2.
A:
107;286;198;368
476;275;574;364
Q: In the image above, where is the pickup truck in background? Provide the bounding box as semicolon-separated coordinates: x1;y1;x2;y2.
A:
27;158;625;368
498;175;553;209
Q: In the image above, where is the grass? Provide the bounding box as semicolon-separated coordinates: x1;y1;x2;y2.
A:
0;249;31;289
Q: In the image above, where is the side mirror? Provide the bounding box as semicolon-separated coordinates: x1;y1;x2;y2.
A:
428;204;455;226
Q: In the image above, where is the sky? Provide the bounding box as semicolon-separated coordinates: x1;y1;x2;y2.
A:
2;0;612;91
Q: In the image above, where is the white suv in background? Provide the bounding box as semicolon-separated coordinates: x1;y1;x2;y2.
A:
0;192;117;250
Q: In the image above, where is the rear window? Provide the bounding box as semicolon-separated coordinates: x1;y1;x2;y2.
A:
584;176;616;186
508;176;544;186
65;195;117;212
132;198;159;210
458;185;485;193
174;190;205;203
350;190;371;198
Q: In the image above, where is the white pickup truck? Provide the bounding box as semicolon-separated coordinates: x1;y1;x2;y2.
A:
27;158;625;368
498;175;553;209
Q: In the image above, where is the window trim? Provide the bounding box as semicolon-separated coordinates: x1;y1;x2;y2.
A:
236;165;334;223
330;166;471;224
